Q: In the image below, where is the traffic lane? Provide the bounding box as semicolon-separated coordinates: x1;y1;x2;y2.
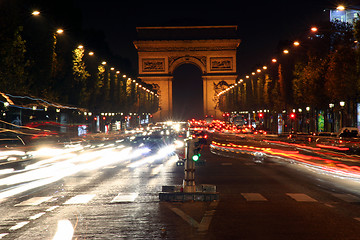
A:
2;154;185;239
211;135;360;185
196;146;360;239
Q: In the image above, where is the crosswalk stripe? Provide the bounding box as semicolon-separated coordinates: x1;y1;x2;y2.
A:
64;194;95;205
9;221;29;231
286;193;317;202
241;193;267;201
0;233;8;239
29;212;45;220
111;193;138;203
332;193;360;203
15;197;53;206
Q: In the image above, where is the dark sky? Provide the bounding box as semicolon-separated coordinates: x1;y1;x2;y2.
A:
73;0;354;120
72;0;347;75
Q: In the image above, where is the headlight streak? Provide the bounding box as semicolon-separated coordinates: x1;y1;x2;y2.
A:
126;145;175;169
0;145;142;200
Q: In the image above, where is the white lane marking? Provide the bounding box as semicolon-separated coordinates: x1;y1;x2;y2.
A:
169;207;199;228
15;196;53;206
221;163;233;166
198;210;216;232
102;166;116;169
324;203;335;208
29;212;45;220
9;221;29;231
0;233;8;239
332;193;360;203
241;193;268;201
111;193;138;203
286;193;317;202
46;206;59;212
52;220;74;240
64;194;95;205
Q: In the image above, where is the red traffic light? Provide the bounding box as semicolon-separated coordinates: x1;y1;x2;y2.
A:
102;116;106;120
94;117;97;121
258;113;263;118
290;113;296;119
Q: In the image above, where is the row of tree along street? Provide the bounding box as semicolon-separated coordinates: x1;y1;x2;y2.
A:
219;20;360;134
0;0;159;127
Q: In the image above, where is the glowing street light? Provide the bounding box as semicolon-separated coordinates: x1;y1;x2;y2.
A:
56;29;64;34
337;5;345;11
293;41;300;46
88;51;94;56
283;49;289;54
272;58;277;63
32;10;40;16
77;45;84;49
101;61;107;65
311;27;318;32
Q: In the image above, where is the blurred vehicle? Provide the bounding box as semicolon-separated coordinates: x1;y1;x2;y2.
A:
337;127;360;138
0;132;33;169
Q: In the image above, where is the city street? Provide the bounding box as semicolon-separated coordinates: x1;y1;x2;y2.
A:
0;133;360;239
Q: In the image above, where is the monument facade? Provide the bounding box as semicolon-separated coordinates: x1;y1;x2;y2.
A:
133;26;241;121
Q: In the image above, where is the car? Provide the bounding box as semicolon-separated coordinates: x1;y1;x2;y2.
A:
337;127;359;138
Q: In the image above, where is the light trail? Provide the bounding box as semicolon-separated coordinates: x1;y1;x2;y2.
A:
210;140;360;181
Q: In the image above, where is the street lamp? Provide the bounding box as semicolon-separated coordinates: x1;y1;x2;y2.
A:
293;41;300;46
329;103;335;132
32;10;40;16
337;5;345;11
283;49;289;54
310;27;318;32
56;29;64;34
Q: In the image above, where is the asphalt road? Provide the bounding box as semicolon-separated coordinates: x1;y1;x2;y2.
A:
1;135;360;239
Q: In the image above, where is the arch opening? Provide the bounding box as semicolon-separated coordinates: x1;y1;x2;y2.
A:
172;64;203;121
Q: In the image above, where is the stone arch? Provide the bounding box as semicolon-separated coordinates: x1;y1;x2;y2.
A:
133;26;241;121
169;56;206;75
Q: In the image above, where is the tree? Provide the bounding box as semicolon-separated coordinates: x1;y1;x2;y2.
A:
293;56;328;108
325;46;358;102
0;26;29;94
72;47;90;107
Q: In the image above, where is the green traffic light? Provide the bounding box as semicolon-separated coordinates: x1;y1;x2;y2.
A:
192;154;200;161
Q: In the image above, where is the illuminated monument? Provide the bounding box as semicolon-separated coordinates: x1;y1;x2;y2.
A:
133;26;241;121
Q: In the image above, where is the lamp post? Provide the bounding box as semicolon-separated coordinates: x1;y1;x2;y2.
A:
51;28;64;78
329;103;334;132
340;101;345;129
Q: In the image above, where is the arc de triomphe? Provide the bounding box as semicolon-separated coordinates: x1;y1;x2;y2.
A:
133;26;241;121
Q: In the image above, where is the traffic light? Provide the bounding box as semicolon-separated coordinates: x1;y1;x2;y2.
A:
290;113;296;119
188;137;201;162
258;113;263;118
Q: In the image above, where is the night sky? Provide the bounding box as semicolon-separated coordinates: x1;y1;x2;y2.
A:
73;0;353;120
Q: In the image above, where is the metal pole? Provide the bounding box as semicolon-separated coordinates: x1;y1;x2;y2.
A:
183;138;196;193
